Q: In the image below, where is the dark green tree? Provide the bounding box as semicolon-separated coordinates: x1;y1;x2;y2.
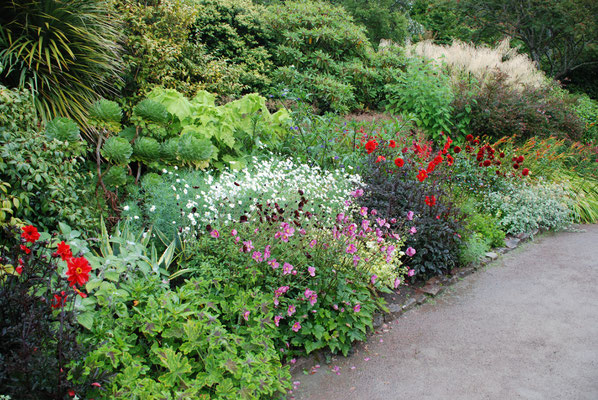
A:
461;0;598;79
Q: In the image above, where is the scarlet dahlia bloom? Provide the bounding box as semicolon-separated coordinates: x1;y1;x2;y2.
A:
388;140;396;148
522;168;530;176
55;241;73;261
466;134;473;142
66;257;92;287
517;156;525;163
447;154;454;165
394;158;404;167
417;169;428;182
483;160;492;167
21;225;40;243
365;140;378;154
453;146;461;154
513;163;520;170
425;195;436;207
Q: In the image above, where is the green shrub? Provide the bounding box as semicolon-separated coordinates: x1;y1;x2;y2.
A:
385;57;454;141
265;0;372;112
189;0;273;94
0;0;122;130
76;277;291;399
573;93;598;144
483;181;573;235
331;0;409;46
114;0;272;106
454;73;585;142
459;232;490;265
0;128;99;234
463;210;506;248
0;85;38;132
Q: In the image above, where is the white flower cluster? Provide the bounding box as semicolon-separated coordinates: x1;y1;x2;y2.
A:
160;156;363;234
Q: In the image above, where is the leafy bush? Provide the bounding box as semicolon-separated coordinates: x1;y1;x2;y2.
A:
454;72;585;142
385;57;454;141
459;232;489;265
0;85;38;132
265;0;372;112
0;0;122;130
76;277;291;399
573;94;598;144
0;128;99;234
333;0;409;46
114;0;272;106
483;182;573;235
463;209;506;248
189;0;274;94
91;90;290;195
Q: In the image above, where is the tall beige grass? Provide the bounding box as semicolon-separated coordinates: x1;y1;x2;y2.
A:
410;39;547;89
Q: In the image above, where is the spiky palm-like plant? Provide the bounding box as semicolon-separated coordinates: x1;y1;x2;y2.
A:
0;0;122;133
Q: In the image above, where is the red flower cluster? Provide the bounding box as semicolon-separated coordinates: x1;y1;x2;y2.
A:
425;195;437;207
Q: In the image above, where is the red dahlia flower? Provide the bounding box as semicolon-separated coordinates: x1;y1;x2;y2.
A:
466;134;473;142
522;168;530;176
365;140;378;154
517;155;525;163
388;140;396;148
425;195;436;207
483;160;492;167
66;257;92;287
513;163;520;169
453;146;461;153
394;158;404;167
417;169;428;182
55;241;73;261
21;225;40;243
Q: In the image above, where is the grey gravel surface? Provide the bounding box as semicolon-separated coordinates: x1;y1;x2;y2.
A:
292;225;598;400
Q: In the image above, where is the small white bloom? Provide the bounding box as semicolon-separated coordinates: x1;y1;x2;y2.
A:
123;205;130;211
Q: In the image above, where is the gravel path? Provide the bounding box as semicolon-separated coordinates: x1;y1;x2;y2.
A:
292;225;598;400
